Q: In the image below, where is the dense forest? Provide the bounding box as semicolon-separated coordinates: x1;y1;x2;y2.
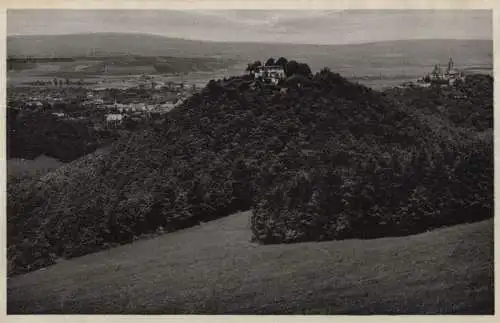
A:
7;110;105;162
7;64;493;276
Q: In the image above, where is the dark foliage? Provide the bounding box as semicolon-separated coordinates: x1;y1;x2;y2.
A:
275;57;288;69
6;111;111;162
7;67;493;276
265;58;276;66
245;60;262;72
285;60;313;78
384;74;493;132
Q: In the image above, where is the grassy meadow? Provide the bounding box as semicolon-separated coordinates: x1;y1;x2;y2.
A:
7;211;494;314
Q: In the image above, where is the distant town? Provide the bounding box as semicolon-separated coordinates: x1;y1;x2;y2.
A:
6;55;471;144
8;73;199;131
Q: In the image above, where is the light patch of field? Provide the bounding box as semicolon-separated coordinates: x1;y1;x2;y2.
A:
7;211;494;314
7;155;63;180
74;64;91;72
33;64;61;72
106;65;157;74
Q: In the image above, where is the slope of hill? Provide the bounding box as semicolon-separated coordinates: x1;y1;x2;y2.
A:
7;69;493;277
7;211;494;314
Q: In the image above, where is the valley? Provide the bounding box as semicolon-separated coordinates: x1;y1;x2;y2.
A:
6;33;494;315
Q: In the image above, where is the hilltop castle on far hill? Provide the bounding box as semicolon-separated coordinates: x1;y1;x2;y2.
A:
413;58;465;87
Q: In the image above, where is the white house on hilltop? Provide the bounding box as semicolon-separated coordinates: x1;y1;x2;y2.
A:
253;65;286;85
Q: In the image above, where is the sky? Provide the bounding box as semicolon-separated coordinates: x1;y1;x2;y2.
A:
7;9;492;45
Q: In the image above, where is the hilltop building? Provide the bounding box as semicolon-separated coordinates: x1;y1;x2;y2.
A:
414;58;465;87
251;65;286;85
442;58;465;85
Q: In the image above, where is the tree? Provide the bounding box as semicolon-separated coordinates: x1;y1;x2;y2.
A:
246;60;262;72
285;60;312;78
276;57;288;69
123;118;139;131
265;58;276;66
320;67;332;74
285;60;299;77
298;63;312;77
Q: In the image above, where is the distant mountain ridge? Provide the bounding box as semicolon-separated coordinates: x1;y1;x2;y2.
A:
8;33;492;70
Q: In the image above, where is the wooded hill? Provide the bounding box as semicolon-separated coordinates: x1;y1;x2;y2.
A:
7;67;493;276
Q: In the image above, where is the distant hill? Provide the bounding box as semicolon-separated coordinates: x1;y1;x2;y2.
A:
7;33;492;74
8;33;220;58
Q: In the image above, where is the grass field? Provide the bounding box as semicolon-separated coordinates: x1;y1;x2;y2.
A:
7;37;492;90
7;211;494;314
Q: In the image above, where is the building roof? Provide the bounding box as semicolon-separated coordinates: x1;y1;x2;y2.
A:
257;65;285;70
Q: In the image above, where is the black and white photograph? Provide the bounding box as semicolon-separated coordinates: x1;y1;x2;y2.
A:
5;5;494;315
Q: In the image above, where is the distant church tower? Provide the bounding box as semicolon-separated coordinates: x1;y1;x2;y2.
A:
447;57;455;72
432;64;442;77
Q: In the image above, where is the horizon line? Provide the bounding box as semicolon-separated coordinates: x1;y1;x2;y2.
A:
6;31;493;47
